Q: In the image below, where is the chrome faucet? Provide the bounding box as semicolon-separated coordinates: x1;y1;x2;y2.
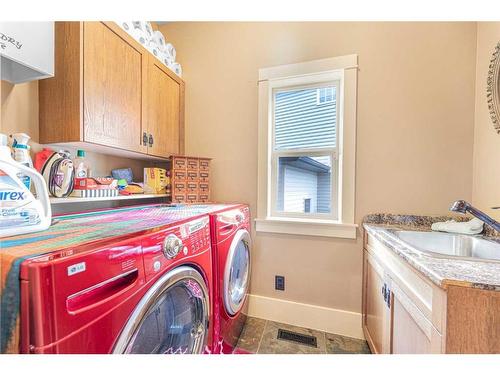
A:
450;200;500;233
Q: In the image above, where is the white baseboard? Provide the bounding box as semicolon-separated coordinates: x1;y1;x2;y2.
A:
247;294;364;340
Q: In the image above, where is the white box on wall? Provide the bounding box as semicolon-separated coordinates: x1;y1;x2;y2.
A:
0;22;54;84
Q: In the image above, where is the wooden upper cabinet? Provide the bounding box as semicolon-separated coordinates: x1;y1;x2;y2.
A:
39;21;184;159
83;22;144;152
146;56;181;157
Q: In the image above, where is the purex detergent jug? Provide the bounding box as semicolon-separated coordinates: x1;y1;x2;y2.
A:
0;133;51;238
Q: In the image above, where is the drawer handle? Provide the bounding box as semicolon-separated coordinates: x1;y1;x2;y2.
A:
66;268;139;314
220;223;236;234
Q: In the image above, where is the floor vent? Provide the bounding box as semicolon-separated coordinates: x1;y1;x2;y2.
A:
277;329;318;348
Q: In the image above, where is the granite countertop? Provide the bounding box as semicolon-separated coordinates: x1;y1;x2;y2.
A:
363;214;500;291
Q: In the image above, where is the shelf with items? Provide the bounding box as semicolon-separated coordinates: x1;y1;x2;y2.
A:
49;193;169;205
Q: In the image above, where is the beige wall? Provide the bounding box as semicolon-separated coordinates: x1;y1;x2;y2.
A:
0;81;39;140
160;22;477;313
472;22;500;221
0;80;154;179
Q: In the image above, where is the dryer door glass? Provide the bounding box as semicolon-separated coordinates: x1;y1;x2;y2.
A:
115;267;209;354
224;230;251;316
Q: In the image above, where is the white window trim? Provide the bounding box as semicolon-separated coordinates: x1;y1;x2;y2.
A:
256;55;358;239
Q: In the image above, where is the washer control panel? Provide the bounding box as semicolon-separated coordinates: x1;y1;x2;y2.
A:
142;215;211;281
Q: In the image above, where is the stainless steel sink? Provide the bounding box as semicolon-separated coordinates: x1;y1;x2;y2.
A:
388;230;500;262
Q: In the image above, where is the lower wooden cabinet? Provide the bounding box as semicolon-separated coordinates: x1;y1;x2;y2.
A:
363;251;390;354
363;244;444;354
391;283;442;354
363;233;500;354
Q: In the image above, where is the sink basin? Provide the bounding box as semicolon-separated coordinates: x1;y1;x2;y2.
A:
388;230;500;262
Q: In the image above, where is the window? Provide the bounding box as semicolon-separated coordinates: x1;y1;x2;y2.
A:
273;83;338;220
304;198;311;213
317;87;335;105
256;55;358;239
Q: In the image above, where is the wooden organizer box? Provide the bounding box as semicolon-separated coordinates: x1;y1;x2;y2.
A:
170;156;211;203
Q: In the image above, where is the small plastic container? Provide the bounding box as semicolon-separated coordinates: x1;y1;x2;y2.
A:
73;149;90;179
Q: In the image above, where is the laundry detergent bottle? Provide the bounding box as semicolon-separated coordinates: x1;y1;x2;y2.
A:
0;133;52;238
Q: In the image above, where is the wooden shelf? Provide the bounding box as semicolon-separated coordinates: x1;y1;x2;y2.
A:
50;194;169;205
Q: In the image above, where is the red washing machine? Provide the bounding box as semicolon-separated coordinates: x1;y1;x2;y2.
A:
19;214;214;354
209;204;252;354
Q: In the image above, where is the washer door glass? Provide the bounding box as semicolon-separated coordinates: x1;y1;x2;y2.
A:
224;230;250;316
125;278;208;354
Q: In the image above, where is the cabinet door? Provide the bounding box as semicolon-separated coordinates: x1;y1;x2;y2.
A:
363;250;391;354
146;57;181;157
390;283;443;354
83;22;147;153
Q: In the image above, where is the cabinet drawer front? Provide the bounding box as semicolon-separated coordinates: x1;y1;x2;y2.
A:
198;182;210;193
199;171;210;182
187;171;199;181
198;194;209;202
186;182;198;193
172;193;186;203
186;193;198;203
172;157;187;170
173;170;186;180
366;235;446;333
187;158;199;170
173;181;186;193
199;159;210;171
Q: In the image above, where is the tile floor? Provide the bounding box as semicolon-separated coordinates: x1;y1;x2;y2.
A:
235;317;371;354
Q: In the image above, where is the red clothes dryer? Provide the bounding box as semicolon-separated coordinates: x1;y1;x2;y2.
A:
209;204;252;354
19;214;214;354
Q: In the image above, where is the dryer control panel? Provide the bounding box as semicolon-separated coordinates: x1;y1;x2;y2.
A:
214;205;250;243
142;215;211;281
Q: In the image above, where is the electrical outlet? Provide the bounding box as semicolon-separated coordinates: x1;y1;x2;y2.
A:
275;275;285;291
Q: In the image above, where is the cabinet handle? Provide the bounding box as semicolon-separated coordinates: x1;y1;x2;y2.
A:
381;283;391;308
143;132;148;146
148;134;153;147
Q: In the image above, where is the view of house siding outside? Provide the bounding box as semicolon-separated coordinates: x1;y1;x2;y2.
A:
275;86;336;214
